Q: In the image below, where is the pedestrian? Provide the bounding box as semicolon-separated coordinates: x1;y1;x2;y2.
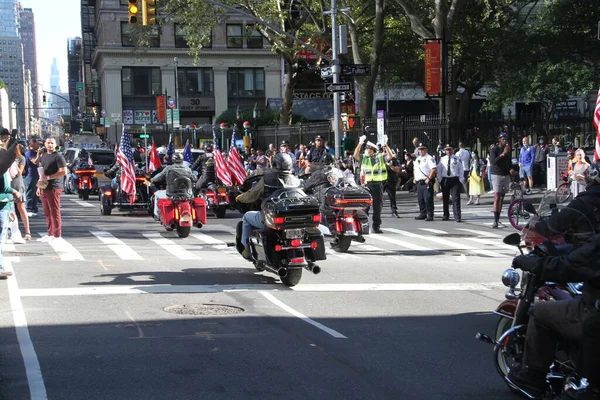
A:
518;136;535;194
411;137;420;156
384;151;401;218
36;136;67;242
413;143;437;221
533;137;548;187
24;138;41;216
399;152;415;192
571;148;590;197
486;152;493;193
437;144;465;222
0;168;21;279
467;150;484;205
489;132;512;228
9;144;30;241
455;142;471;186
353;135;394;233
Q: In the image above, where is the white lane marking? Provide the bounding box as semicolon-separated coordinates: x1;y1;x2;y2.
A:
142;233;198;260
3;239;16;252
463;237;516;251
382;228;510;258
38;234;84;261
419;228;448;234
456;228;502;238
258;291;347;339
70;199;95;208
190;232;238;255
368;233;436;252
18;282;504;297
353;243;414;260
4;260;48;398
325;248;360;259
91;231;143;260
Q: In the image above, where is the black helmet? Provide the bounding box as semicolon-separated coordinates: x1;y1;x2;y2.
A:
585;162;600;187
320;152;335;166
204;143;213;152
273;152;293;171
172;153;184;163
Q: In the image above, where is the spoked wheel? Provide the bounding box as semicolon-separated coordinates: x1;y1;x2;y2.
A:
507;199;529;231
330;236;352;253
281;268;302;287
555;183;572;204
494;320;526;395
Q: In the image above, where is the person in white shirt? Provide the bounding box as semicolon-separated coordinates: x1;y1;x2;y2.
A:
437;144;465;222
413;143;437;221
456;142;471;182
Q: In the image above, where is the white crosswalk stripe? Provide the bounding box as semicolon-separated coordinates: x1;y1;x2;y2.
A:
142;233;199;260
37;234;84;261
91;231;143;260
70;199;95;208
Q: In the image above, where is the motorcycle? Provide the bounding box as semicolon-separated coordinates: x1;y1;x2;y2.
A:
235;188;326;287
198;182;230;218
156;177;207;238
99;167;152;215
70;167;97;201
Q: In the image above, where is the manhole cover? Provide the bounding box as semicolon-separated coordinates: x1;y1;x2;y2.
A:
164;304;244;316
5;252;43;257
434;234;475;238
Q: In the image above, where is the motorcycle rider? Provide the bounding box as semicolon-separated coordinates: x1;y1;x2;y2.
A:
507;163;600;399
149;153;197;220
236;152;300;260
303;152;344;213
192;143;216;190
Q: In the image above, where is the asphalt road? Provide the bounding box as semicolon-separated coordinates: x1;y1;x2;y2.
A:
0;190;532;400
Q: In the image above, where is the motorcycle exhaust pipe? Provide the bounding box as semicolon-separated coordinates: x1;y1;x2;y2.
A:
305;263;321;275
264;265;288;278
196;222;203;228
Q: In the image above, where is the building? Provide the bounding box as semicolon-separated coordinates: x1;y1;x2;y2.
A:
81;0;281;145
67;37;84;116
18;5;39;118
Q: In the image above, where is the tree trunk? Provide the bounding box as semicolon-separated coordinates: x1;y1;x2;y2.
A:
280;57;296;125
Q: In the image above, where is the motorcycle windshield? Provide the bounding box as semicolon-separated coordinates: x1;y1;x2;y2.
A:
523;190;595;245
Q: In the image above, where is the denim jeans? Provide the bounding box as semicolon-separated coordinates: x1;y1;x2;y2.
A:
242;211;264;247
25;176;39;213
0;209;10;273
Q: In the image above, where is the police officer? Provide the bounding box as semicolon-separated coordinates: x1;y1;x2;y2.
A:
413;143;437;221
192;143;216;189
353;135;394;233
305;135;327;173
437;144;465;222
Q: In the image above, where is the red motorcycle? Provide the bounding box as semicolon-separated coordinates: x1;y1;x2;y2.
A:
157;178;207;238
199;183;230;218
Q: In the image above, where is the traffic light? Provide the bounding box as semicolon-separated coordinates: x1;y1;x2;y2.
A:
142;0;157;26
128;0;140;25
42;94;46;105
79;122;83;132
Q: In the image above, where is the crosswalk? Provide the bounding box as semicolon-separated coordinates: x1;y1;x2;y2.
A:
4;225;516;263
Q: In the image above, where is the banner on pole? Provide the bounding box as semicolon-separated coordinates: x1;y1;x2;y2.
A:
424;41;442;97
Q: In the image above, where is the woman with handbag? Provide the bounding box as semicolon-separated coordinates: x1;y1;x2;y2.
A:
9;144;30;241
467;150;485;205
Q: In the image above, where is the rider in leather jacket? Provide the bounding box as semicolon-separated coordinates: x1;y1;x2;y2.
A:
303;152;344;213
192;143;216;190
236;152;300;259
508;163;600;400
150;153;197;219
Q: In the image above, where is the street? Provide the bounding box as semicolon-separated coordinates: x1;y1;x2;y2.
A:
0;191;525;400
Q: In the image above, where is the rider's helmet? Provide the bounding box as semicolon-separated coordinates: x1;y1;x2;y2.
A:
172;153;184;163
320;152;335;166
585;162;600;187
272;152;293;171
204;143;213;153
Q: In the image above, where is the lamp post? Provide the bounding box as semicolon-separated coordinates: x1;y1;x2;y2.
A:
174;57;180;144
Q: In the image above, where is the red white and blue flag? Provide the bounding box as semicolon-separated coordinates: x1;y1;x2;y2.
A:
593;88;600;162
183;140;194;168
227;130;247;185
117;127;136;202
212;126;232;186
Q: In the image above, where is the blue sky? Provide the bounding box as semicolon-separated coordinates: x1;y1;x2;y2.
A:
21;0;81;94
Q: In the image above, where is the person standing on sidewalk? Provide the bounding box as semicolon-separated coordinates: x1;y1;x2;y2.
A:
490;133;512;228
0;149;22;279
36;137;67;242
413;143;437;221
24;138;41;216
384;151;401;218
518;136;535;194
455;142;471;191
437;144;465;222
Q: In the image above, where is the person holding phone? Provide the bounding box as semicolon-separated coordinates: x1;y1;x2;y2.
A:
489;132;512;228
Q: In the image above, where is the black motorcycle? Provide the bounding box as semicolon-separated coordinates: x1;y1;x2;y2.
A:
99;167;152;215
235;188;326;286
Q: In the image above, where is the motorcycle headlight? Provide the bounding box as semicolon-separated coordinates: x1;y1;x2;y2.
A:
501;269;520;288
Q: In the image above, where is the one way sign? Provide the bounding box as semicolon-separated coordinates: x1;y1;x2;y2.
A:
325;83;352;92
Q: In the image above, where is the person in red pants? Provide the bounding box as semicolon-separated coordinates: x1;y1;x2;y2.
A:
36;137;67;242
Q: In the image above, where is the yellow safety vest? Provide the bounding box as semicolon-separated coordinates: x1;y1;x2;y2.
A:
361;154;387;182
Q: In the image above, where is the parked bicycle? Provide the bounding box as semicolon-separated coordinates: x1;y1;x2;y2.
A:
555;173;573;204
506;179;530;230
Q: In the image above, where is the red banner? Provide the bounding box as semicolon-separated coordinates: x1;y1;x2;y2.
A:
424;42;441;96
156;95;166;122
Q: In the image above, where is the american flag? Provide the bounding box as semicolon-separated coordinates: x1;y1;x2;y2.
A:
166;135;175;164
227;129;247;185
183;140;194;168
212;126;232;186
148;141;162;172
593;88;600;162
117;128;136;201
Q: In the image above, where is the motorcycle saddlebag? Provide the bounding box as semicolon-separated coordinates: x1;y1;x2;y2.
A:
325;186;373;209
304;227;326;261
157;198;175;219
192;197;207;225
262;189;321;230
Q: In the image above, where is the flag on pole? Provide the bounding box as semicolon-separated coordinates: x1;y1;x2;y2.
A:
87;151;93;167
227;129;247;185
183;140;194;168
212;126;232;186
166;134;175;164
593;88;600;162
148;142;162;172
117;127;136;203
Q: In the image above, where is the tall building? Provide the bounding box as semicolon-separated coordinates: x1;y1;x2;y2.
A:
67;37;84;117
19;5;39;117
50;58;60;95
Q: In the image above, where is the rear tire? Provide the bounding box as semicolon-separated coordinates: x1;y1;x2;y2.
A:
215;206;227;218
281;269;302;286
331;236;352;253
507;199;529;231
82;190;90;201
100;194;112;215
494;319;525;396
555;183;571;204
176;225;191;238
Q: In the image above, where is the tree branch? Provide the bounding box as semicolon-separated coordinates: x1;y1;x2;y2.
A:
391;0;434;39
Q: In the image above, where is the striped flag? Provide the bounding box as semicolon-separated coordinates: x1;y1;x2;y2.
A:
166;135;175;164
87;151;93;167
183;140;194;167
227;130;247;185
212;126;232;186
117;127;136;202
148;142;161;172
593;88;600;162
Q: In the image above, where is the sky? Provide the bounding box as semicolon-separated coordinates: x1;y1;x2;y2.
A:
21;0;81;94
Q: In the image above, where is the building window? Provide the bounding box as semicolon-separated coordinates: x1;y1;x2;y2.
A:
245;25;263;49
226;24;243;48
122;67;162;96
227;68;265;98
177;68;214;97
175;24;211;49
121;22;159;47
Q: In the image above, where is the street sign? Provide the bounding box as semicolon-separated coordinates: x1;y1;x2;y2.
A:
167;108;180;128
341;64;371;76
100;109;107;118
111;112;121;123
320;67;333;79
139;134;150;139
167;97;176;109
76;82;84;91
325;83;352;92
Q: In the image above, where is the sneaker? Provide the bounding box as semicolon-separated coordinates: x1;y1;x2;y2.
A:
41;235;56;243
491;221;498;229
37;234;50;242
474;199;480;205
466;199;473;205
525;189;532;195
497;221;505;228
0;271;13;280
372;227;383;234
506;367;547;398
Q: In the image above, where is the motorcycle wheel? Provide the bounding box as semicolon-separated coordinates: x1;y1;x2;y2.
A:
215;206;227;218
494;318;525;395
281;269;302;287
82;190;90;201
100;194;112;215
254;261;266;272
177;225;191;238
331;236;352;253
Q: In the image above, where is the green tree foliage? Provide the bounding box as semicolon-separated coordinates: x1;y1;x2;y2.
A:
0;79;5;90
215;107;306;126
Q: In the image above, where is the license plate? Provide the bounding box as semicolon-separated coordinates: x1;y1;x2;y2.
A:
285;229;304;239
180;215;193;223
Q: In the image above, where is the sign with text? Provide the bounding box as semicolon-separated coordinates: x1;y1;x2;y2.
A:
134;110;152;125
296;38;329;60
156;95;166;122
167;109;180;128
293;91;333;99
179;97;216;112
325;83;352;92
123;110;134;124
377;110;385;144
424;41;441;96
341;64;371;76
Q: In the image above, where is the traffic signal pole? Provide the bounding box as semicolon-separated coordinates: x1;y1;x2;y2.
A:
328;0;341;158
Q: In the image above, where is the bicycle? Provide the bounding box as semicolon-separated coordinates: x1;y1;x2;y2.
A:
506;180;530;230
555;174;573;204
